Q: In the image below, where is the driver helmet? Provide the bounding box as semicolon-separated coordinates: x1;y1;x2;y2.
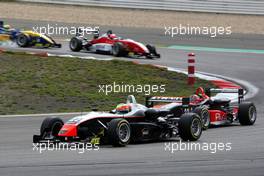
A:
195;87;209;99
115;103;131;114
3;24;11;30
107;30;113;35
196;92;203;98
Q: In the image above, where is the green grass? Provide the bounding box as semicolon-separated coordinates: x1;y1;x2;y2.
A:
0;52;214;114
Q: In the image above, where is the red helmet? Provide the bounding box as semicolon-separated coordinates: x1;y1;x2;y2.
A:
196;87;209;99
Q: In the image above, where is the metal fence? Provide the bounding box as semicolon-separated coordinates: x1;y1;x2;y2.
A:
19;0;264;15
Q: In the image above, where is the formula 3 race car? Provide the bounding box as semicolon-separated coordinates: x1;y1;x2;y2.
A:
0;21;61;48
69;30;160;59
33;95;202;147
146;87;257;129
204;88;257;126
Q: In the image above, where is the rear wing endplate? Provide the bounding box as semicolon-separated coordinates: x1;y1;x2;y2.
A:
205;88;244;103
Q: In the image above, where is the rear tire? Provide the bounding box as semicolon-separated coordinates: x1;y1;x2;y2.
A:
238;102;257;125
178;113;202;141
40;117;64;137
108;118;131;146
193;106;210;130
16;33;29;47
112;42;127;57
69;37;83;52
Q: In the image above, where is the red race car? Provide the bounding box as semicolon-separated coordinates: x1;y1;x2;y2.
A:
146;87;257;129
69;30;160;59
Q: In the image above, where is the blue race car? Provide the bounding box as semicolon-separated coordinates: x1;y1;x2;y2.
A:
0;21;61;48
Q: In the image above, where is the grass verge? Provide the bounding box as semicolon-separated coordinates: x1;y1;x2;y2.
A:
0;52;214;114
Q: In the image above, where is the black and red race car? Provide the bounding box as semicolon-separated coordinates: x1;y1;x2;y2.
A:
146;87;257;129
33;95;203;147
69;30;160;59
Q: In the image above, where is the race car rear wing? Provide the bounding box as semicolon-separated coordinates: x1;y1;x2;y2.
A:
145;96;190;108
205;88;244;103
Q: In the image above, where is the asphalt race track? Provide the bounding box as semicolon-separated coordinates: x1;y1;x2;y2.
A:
0;19;264;176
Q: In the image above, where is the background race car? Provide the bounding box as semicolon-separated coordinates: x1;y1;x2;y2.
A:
146;87;257;129
0;21;61;48
204;88;257;126
69;29;161;59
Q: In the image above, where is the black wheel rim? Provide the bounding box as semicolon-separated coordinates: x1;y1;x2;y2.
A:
202;110;210;127
118;123;130;143
18;36;26;45
249;106;257;122
113;44;119;55
70;39;77;49
191;118;202;137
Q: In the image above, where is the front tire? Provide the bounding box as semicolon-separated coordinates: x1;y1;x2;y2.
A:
16;33;29;47
178;113;202;141
112;42;127;57
238;102;257;125
40;117;64;137
69;37;83;52
146;44;160;58
146;44;156;54
108;118;131;146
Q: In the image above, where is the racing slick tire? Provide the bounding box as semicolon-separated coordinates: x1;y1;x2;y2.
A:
69;37;83;52
238;102;257;125
112;42;127;57
108;118;131;147
178;113;202;141
40;117;64;137
146;44;160;59
16;33;30;47
193;106;210;130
